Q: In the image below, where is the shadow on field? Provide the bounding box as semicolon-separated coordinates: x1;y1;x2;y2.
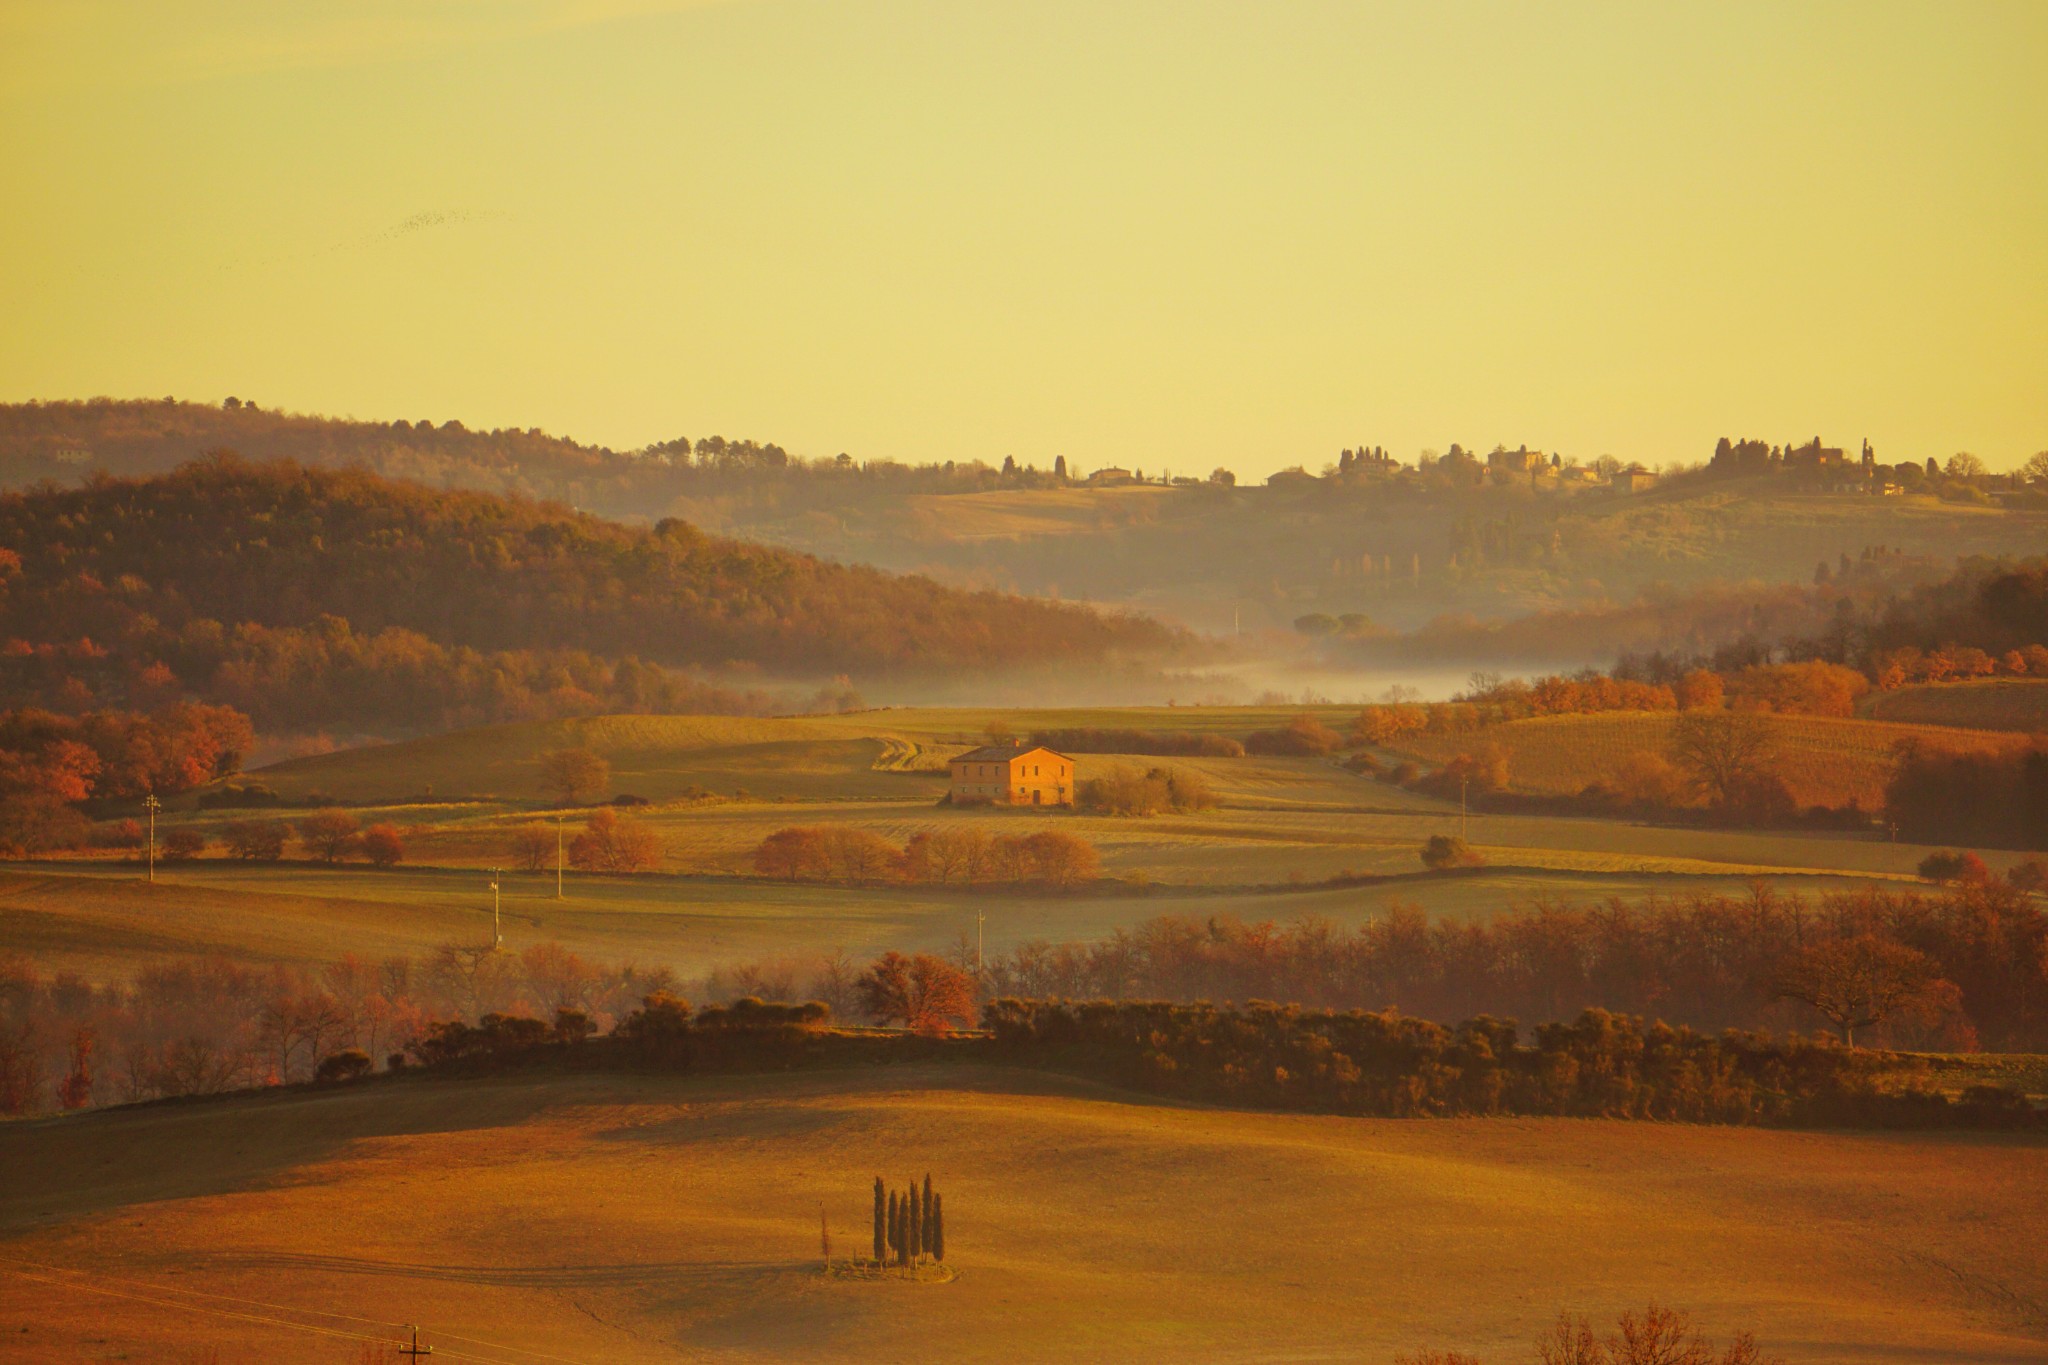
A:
203;1249;795;1289
0;1074;576;1232
0;1063;1137;1235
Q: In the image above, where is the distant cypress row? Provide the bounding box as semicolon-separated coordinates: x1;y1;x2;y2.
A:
905;1177;921;1263
872;1176;886;1262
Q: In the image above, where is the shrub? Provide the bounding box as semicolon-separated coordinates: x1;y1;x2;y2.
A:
2007;856;2048;893
1917;850;1990;885
756;826;830;880
567;806;661;872
1244;715;1344;756
92;818;145;850
1410;749;1508;801
221;818;288;861
314;1049;372;1084
1607;751;1686;808
359;823;404;868
1077;765;1216;816
161;827;207;862
1018;829;1100;887
197;783;279;809
1420;835;1482;870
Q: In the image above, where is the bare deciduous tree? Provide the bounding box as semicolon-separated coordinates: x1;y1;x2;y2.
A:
1667;711;1777;808
538;747;610;805
1774;934;1941;1047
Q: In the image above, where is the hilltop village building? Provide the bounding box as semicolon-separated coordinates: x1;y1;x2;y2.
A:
948;743;1075;806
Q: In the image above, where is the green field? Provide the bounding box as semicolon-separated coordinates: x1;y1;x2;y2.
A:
10;706;2033;987
1393;709;2024;809
2;1065;2042;1363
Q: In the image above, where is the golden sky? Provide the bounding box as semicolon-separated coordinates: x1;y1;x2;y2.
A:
3;1;2043;476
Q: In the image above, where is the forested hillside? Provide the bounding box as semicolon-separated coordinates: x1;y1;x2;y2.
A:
13;400;2046;642
0;457;1179;733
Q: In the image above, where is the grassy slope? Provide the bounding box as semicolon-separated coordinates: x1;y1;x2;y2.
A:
246;707;1372;804
1863;679;2048;733
745;474;2048;618
1;1067;2042;1363
17;705;2035;980
253;715;892;804
1395;710;2025;809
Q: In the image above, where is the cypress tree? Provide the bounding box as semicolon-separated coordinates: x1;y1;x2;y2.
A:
872;1176;886;1263
886;1190;898;1257
932;1194;944;1262
906;1180;921;1262
897;1196;911;1266
921;1174;934;1254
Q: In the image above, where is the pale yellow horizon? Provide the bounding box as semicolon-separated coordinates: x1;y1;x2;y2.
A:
2;0;2043;476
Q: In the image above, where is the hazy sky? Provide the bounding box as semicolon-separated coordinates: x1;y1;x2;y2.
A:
3;1;2043;476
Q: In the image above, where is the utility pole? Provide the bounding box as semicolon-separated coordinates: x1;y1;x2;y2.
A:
556;814;564;899
976;907;985;976
397;1325;433;1359
142;794;161;883
490;867;502;947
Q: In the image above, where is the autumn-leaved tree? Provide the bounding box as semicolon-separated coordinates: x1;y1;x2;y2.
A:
1774;934;1942;1048
754;826;829;880
1667;711;1777;809
222;818;288;861
567;806;661;872
539;747;610;805
297;809;360;863
856;952;978;1034
359;823;404;868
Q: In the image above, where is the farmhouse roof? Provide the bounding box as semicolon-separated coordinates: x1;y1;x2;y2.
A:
951;743;1069;764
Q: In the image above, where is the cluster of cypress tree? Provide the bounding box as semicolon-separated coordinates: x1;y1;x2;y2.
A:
870;1174;944;1267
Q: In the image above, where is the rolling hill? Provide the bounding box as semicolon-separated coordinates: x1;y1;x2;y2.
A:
0;458;1182;733
2;1065;2043;1362
11;400;2045;642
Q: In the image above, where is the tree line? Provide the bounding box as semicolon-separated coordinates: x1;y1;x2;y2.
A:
0;940;685;1112
7;916;2035;1132
753;825;1100;888
973;885;2048;1051
0;398;1083;527
0;703;251;853
981;998;2036;1128
0;456;1181;733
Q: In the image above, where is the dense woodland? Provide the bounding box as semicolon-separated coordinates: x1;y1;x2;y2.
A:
0;457;1179;732
17;402;2045;644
